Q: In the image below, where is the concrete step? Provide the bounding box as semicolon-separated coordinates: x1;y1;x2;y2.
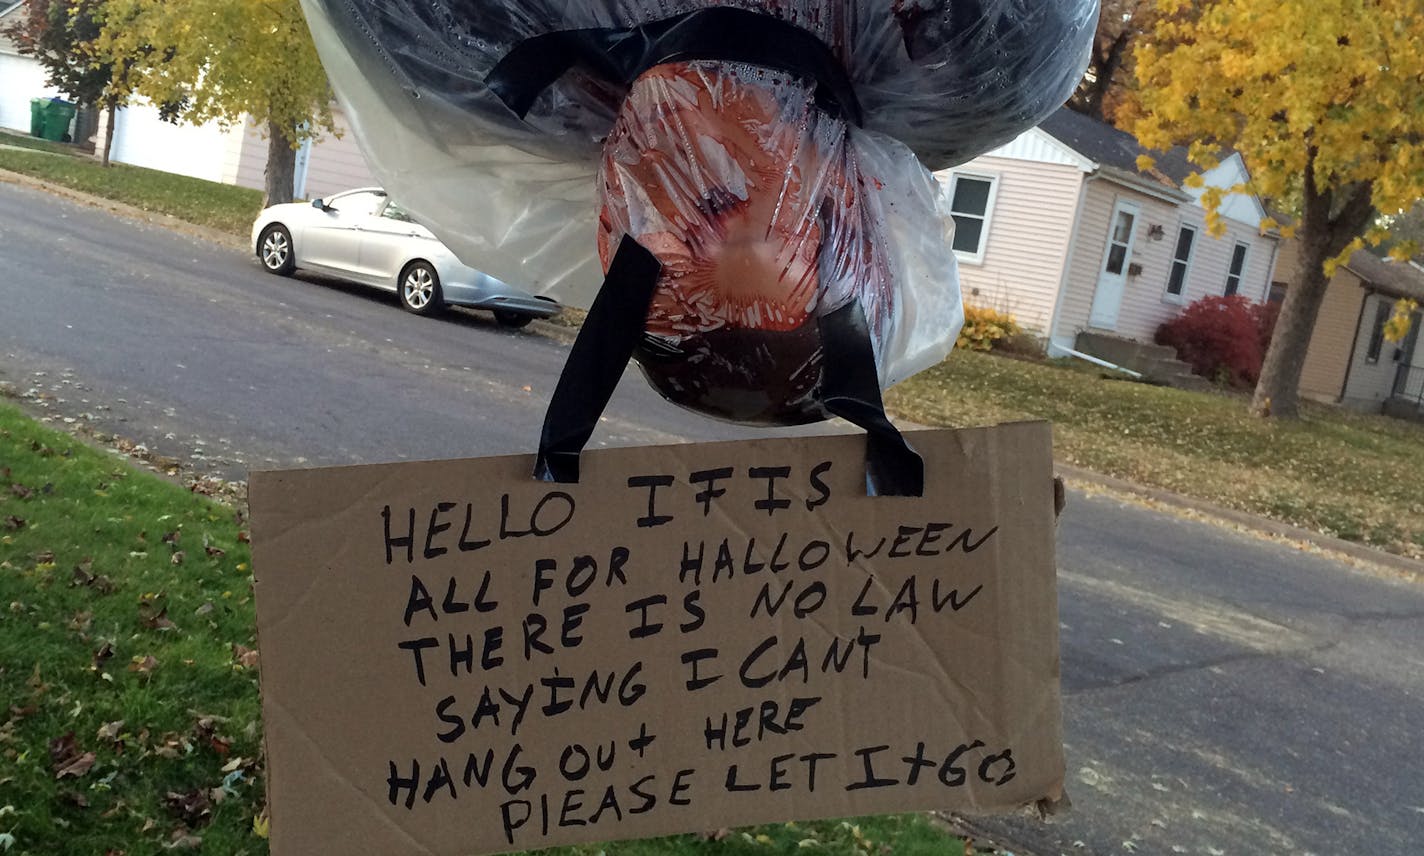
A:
1166;372;1217;393
1075;331;1179;370
1138;356;1197;383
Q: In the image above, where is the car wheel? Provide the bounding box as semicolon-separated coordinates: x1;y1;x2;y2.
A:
399;261;444;316
258;224;296;276
494;310;534;329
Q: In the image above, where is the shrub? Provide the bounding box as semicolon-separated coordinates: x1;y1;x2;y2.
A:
957;304;1022;352
1156;295;1272;388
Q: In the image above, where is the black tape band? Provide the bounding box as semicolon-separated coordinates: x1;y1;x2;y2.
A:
487;7;864;126
819;301;925;497
534;235;662;484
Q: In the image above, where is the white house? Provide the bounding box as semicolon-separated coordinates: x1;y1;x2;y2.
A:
0;0;63;134
935;107;1281;362
91;103;377;200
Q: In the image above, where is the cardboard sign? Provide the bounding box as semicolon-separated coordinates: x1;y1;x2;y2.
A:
251;424;1063;856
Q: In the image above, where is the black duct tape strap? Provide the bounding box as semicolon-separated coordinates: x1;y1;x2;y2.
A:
819;301;925;497
534;235;662;484
487;7;864;126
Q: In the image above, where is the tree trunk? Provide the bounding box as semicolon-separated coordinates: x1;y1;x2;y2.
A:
101;98;116;168
1071;30;1130;120
263;121;297;208
1250;154;1377;418
1250;244;1330;418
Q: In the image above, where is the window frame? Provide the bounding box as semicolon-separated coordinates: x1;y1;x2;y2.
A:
943;171;1000;265
1224;241;1250;296
1365;298;1394;364
1164;223;1199;304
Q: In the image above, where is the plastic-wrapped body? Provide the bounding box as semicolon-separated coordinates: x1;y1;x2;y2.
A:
299;0;1095;318
298;0;1097;486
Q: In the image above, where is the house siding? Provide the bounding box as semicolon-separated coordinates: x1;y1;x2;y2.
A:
936;155;1082;335
95;102;240;183
299;113;376;199
1286;243;1365;403
229;110;375;200
1054;178;1278;346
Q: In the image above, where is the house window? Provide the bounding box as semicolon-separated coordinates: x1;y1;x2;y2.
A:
1365;299;1394;363
1166;225;1197;299
946;174;997;262
1104;210;1136;275
1224;242;1250;296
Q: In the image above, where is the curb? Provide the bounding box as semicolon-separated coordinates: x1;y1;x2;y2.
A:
1053;461;1424;578
0;166;249;252
7;163;1420;577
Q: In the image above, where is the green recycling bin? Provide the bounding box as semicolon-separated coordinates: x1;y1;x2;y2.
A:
29;98;44;137
37;98;77;142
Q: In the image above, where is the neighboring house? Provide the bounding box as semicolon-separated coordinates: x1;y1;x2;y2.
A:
0;0;63;135
935;107;1281;361
92;104;376;200
1279;242;1424;415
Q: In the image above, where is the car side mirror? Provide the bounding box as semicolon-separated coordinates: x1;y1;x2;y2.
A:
311;198;333;212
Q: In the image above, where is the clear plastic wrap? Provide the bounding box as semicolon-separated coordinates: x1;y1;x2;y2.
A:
299;0;1092;422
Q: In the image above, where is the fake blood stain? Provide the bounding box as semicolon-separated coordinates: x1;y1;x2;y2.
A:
596;62;893;424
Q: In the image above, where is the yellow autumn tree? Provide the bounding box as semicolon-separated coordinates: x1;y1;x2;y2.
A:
95;0;337;207
1133;0;1424;418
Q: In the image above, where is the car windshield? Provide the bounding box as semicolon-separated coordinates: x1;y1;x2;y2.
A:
332;190;385;217
381;201;417;224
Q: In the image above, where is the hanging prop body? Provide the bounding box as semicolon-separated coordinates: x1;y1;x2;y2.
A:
298;0;1098;492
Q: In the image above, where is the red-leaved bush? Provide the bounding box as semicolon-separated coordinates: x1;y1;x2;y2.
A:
1156;295;1280;388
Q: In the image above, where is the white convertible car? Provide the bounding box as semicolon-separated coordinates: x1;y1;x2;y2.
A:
250;188;559;327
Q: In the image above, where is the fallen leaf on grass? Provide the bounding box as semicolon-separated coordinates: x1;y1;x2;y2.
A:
163;790;211;827
139;594;177;631
9;485;32;500
69;610;93;634
50;732;97;779
161;531;180;546
150;731;191;760
194;602;213;616
34;550;54;564
2;517;24;531
163;829;202;850
48;732;77;764
92;642;115;670
128;655;158;675
96;720;125;742
72;561;116;594
203;544;225;560
59;790;89;808
232;644;258;670
252;808;270;839
170;551;185;566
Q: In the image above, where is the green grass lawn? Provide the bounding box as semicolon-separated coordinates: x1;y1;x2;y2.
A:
0;401;968;855
887;350;1424;559
0;130;262;238
0;130;77;156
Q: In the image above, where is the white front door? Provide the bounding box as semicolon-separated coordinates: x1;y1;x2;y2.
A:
1089;200;1141;330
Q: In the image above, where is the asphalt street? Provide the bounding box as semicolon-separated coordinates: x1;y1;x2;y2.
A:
2;178;1422;855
